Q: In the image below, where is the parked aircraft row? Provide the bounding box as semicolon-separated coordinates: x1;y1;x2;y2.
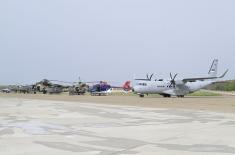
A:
1;79;132;96
1;59;228;98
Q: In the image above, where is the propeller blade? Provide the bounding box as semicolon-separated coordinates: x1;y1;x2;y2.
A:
173;74;178;80
149;74;154;80
169;73;178;88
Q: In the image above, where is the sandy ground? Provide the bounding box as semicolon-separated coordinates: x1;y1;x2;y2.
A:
0;93;235;113
1;97;235;155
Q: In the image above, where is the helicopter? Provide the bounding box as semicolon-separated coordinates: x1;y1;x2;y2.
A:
35;79;70;94
88;81;112;96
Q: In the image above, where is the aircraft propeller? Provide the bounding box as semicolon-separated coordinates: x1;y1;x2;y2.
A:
169;73;178;88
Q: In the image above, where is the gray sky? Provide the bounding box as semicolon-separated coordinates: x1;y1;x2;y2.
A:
0;0;234;85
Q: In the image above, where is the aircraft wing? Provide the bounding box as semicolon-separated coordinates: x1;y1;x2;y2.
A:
134;79;151;81
182;70;228;83
182;77;217;83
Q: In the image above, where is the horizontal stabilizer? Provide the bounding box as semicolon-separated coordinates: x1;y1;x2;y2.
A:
219;69;229;78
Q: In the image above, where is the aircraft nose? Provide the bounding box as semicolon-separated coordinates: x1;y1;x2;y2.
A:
132;86;139;93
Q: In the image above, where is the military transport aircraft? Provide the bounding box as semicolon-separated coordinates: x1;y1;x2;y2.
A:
133;59;228;98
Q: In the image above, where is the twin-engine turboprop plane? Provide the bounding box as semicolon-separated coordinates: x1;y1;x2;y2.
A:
133;59;228;98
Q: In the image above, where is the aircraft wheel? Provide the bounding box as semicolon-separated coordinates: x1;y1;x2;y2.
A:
163;94;171;98
177;95;184;98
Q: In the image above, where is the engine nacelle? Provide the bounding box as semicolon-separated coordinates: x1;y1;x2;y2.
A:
175;80;184;85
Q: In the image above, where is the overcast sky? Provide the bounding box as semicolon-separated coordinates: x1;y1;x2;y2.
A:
0;0;234;85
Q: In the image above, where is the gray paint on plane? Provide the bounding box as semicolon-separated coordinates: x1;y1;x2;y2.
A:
133;59;227;97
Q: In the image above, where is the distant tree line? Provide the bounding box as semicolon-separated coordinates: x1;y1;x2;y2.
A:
206;80;235;91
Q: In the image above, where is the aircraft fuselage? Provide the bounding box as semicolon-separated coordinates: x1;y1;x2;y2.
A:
133;80;214;96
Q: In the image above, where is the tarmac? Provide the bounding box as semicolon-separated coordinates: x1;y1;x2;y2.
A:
0;96;235;155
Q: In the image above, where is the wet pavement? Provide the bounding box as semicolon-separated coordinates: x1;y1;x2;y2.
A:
0;97;235;155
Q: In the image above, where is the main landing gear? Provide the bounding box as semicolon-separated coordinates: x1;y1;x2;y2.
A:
162;94;171;98
138;94;184;98
162;94;184;98
177;95;185;98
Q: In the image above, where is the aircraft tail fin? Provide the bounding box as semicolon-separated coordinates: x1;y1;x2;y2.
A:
208;59;218;77
122;81;131;91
